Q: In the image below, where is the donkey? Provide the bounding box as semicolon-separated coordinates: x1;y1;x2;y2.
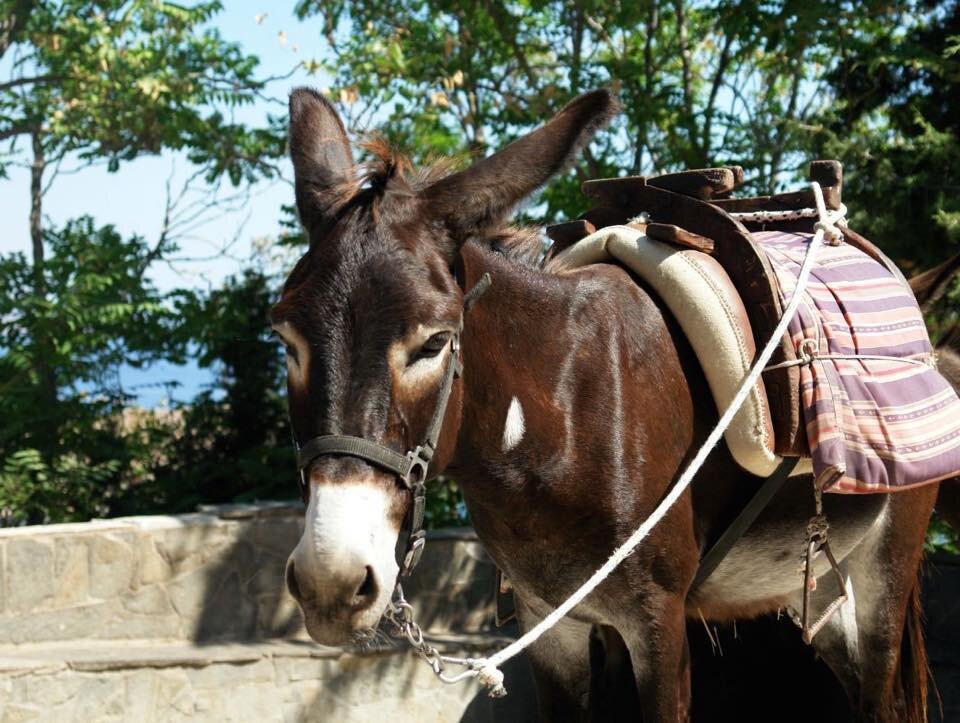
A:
275;87;935;722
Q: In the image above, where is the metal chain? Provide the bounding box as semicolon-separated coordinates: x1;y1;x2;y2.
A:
383;583;484;685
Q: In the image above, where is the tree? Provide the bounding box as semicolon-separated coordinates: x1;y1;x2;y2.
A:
0;1;288;523
135;268;293;513
0;0;285;458
814;0;960;269
0;218;184;523
295;0;904;219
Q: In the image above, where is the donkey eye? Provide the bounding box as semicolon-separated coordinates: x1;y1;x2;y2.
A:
271;330;299;364
410;332;450;364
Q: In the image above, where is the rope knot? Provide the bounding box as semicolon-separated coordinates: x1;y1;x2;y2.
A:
476;663;507;698
814;220;843;245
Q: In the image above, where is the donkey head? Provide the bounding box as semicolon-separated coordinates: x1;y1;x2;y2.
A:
275;87;616;645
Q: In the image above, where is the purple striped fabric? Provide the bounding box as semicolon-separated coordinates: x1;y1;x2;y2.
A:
755;230;960;493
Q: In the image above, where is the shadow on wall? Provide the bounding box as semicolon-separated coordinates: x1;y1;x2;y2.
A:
186;506;960;722
291;529;539;722
189;512;540;721
190;503;305;644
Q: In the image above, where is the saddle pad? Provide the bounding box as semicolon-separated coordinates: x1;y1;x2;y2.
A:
553;225;782;477
756;230;960;493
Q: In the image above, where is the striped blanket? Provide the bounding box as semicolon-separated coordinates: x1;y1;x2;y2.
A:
755;230;960;493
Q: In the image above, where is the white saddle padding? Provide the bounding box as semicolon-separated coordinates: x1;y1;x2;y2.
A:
554;224;786;477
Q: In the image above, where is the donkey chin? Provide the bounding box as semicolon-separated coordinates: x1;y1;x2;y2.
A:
285;481;401;646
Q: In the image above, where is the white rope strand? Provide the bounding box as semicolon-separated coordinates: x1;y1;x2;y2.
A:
428;183;841;697
729;203;848;227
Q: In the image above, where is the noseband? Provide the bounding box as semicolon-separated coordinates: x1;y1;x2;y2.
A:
294;273;491;577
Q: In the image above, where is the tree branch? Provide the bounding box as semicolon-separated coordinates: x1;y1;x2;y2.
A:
702;30;734;163
0;74;64;93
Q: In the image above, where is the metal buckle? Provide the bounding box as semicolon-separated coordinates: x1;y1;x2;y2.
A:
410;482;426;531
402;530;427;576
405;446;431;486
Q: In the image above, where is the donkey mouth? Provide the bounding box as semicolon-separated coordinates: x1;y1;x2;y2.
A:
300;602;388;647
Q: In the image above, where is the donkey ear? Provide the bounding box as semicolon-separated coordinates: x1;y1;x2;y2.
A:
289;87;355;230
421;89;618;237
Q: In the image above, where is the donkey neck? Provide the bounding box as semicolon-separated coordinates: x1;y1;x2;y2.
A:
451;241;708;536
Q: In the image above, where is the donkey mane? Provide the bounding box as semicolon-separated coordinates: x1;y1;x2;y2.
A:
294;135;554;277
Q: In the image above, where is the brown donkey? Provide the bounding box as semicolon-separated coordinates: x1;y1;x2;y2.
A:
275;88;935;722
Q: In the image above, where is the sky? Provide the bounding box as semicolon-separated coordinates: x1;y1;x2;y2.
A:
0;2;329;406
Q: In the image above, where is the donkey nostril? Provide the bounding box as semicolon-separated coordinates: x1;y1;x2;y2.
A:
286;560;303;601
353;565;377;607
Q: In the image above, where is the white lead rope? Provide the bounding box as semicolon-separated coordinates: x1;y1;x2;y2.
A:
410;183;842;697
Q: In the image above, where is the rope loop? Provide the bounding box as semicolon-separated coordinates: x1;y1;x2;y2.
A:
476;664;507;698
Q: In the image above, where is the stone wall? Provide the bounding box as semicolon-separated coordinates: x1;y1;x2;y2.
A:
0;503;497;645
0;504;536;723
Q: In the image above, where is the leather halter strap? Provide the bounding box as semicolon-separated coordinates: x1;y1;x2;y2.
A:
294;273;491;577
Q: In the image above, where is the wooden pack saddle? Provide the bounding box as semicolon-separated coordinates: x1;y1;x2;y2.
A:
547;160;905;460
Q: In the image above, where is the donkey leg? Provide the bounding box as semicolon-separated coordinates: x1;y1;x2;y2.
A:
620;593;691;722
514;594;594;723
810;486;935;723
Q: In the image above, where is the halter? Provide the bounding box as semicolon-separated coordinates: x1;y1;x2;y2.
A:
294;273;491;577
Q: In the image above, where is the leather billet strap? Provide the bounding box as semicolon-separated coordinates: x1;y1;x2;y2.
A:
293;272;491;577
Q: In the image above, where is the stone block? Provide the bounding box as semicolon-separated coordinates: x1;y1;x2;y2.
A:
4;538;54;613
157;523;234;576
0;541;5;614
251;517;303;556
70;677;125;722
0;703;43;723
123;671;159;721
134;535;171;587
98;610;182;641
167;568;210;619
244;553;285;597
121;583;173;616
54;537;89;606
24;674;85;707
188;658;274;689
256;592;304;638
216;683;278;722
274;656;334;684
89;533;136;599
153;669;191;715
192;571;257;642
0;600;114;644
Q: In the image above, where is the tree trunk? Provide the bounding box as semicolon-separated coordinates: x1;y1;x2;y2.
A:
30;131;58;452
30;132;45;291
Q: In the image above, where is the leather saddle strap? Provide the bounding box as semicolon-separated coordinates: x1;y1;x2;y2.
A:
691;457;799;591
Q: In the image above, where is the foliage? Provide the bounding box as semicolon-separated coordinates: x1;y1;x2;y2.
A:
126;269;295;514
0;219;183;523
425;476;469;529
927;513;960;556
0;0;286;524
0;0;284;182
296;0;912;217
812;0;960;272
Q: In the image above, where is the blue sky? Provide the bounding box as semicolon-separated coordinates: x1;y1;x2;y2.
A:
1;2;330;406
